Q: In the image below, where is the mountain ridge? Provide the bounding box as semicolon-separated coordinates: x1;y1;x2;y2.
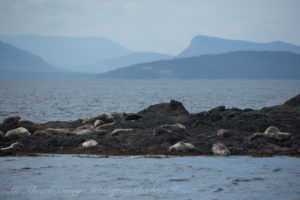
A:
0;40;58;72
0;34;132;68
177;35;300;58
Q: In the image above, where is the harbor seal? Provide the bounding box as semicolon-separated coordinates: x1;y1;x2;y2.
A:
153;123;186;136
248;126;291;142
110;128;133;136
44;128;69;135
94;119;105;127
81;139;98;148
1;142;23;151
212;142;230;156
82;112;114;124
33;130;52;136
169;142;196;152
5;127;31;137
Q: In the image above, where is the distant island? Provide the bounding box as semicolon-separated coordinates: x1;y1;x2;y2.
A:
98;51;300;79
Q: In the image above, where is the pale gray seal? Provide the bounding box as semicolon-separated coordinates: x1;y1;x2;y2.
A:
1;142;23;151
110;128;133;136
248;126;291;141
153;123;186;136
5;127;31;137
169;142;196;152
81;139;98;148
212;142;230;156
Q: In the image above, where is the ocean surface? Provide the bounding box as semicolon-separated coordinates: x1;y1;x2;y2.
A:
0;80;300;123
0;155;299;200
1;80;300;200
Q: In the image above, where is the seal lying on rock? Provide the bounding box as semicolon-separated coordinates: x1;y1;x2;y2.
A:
33;130;52;136
248;126;291;142
1;142;23;151
153;123;186;136
82;112;114;124
96;122;115;129
212;143;230;156
44;128;69;135
169;142;196;152
81;139;98;148
94;120;105;127
110;128;133;136
5;127;31;137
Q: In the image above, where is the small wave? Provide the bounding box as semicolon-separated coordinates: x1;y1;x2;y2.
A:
232;177;264;185
168;178;190;182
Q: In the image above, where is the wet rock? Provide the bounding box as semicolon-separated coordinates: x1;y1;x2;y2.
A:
216;129;231;138
1;116;21;132
248;126;291;142
110;128;133;136
153;123;186;136
5;127;31;137
212;142;230;156
1;142;23;151
0;130;4;137
283;94;300;107
122;113;143;121
139;100;188;117
81;139;98;148
169;142;196;152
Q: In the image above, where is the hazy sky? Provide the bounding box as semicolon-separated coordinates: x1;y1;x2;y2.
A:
1;0;300;55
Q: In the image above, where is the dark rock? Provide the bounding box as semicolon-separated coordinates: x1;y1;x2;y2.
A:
122;113;143;121
1;116;21;132
283;94;300;107
216;129;231;138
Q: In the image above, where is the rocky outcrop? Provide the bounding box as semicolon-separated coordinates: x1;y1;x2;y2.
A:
0;96;300;156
